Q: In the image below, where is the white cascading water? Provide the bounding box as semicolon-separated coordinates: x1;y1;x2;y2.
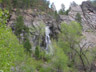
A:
45;26;53;54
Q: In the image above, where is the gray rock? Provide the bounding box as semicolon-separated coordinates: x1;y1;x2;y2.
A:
8;9;60;50
60;1;96;48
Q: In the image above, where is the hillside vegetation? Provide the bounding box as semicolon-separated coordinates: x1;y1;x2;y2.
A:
0;0;96;72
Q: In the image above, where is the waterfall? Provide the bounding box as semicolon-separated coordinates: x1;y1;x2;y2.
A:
45;26;53;54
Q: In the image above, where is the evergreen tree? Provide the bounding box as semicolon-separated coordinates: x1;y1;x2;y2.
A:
59;4;65;15
15;15;29;39
75;13;82;24
23;38;31;53
35;46;40;59
61;3;65;12
51;2;56;11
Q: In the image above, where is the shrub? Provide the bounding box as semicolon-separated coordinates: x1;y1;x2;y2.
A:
39;67;52;72
57;21;82;71
0;9;25;71
51;41;69;72
15;15;29;37
59;9;69;15
75;13;82;24
23;38;31;53
35;46;40;59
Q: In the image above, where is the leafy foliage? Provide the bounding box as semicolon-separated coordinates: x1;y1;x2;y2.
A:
51;41;69;72
57;21;82;71
60;21;82;45
1;1;96;72
59;21;96;72
0;9;25;71
0;8;9;25
0;8;43;72
2;0;50;11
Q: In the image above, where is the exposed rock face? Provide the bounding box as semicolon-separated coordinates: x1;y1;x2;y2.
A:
81;1;96;31
60;2;89;31
81;1;96;48
8;1;96;49
8;9;60;50
59;1;96;48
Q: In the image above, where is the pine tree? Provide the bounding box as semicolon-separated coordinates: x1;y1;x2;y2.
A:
35;46;40;59
75;13;82;24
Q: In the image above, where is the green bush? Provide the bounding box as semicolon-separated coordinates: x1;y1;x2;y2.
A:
59;9;69;15
64;9;69;15
15;15;29;36
2;0;50;12
0;9;25;71
35;46;40;59
23;38;31;53
0;8;9;25
59;9;65;15
75;13;82;24
0;8;36;72
0;26;25;72
51;41;69;72
39;67;53;72
57;21;82;71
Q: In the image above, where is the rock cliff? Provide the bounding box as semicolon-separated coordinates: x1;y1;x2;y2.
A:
8;9;60;50
8;1;96;49
60;1;96;48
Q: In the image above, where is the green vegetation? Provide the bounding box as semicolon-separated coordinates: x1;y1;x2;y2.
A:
56;22;82;71
58;4;69;15
35;46;40;59
14;15;31;53
29;22;45;46
59;9;69;15
0;0;2;3
91;0;96;7
23;38;31;53
1;0;50;12
75;13;82;24
58;9;64;15
51;42;69;72
0;8;47;72
58;21;96;72
15;15;29;37
0;8;9;25
0;8;25;72
1;0;96;72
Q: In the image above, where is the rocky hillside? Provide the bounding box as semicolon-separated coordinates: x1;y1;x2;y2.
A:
6;1;96;49
3;1;95;50
8;9;60;51
60;1;96;48
1;0;96;72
